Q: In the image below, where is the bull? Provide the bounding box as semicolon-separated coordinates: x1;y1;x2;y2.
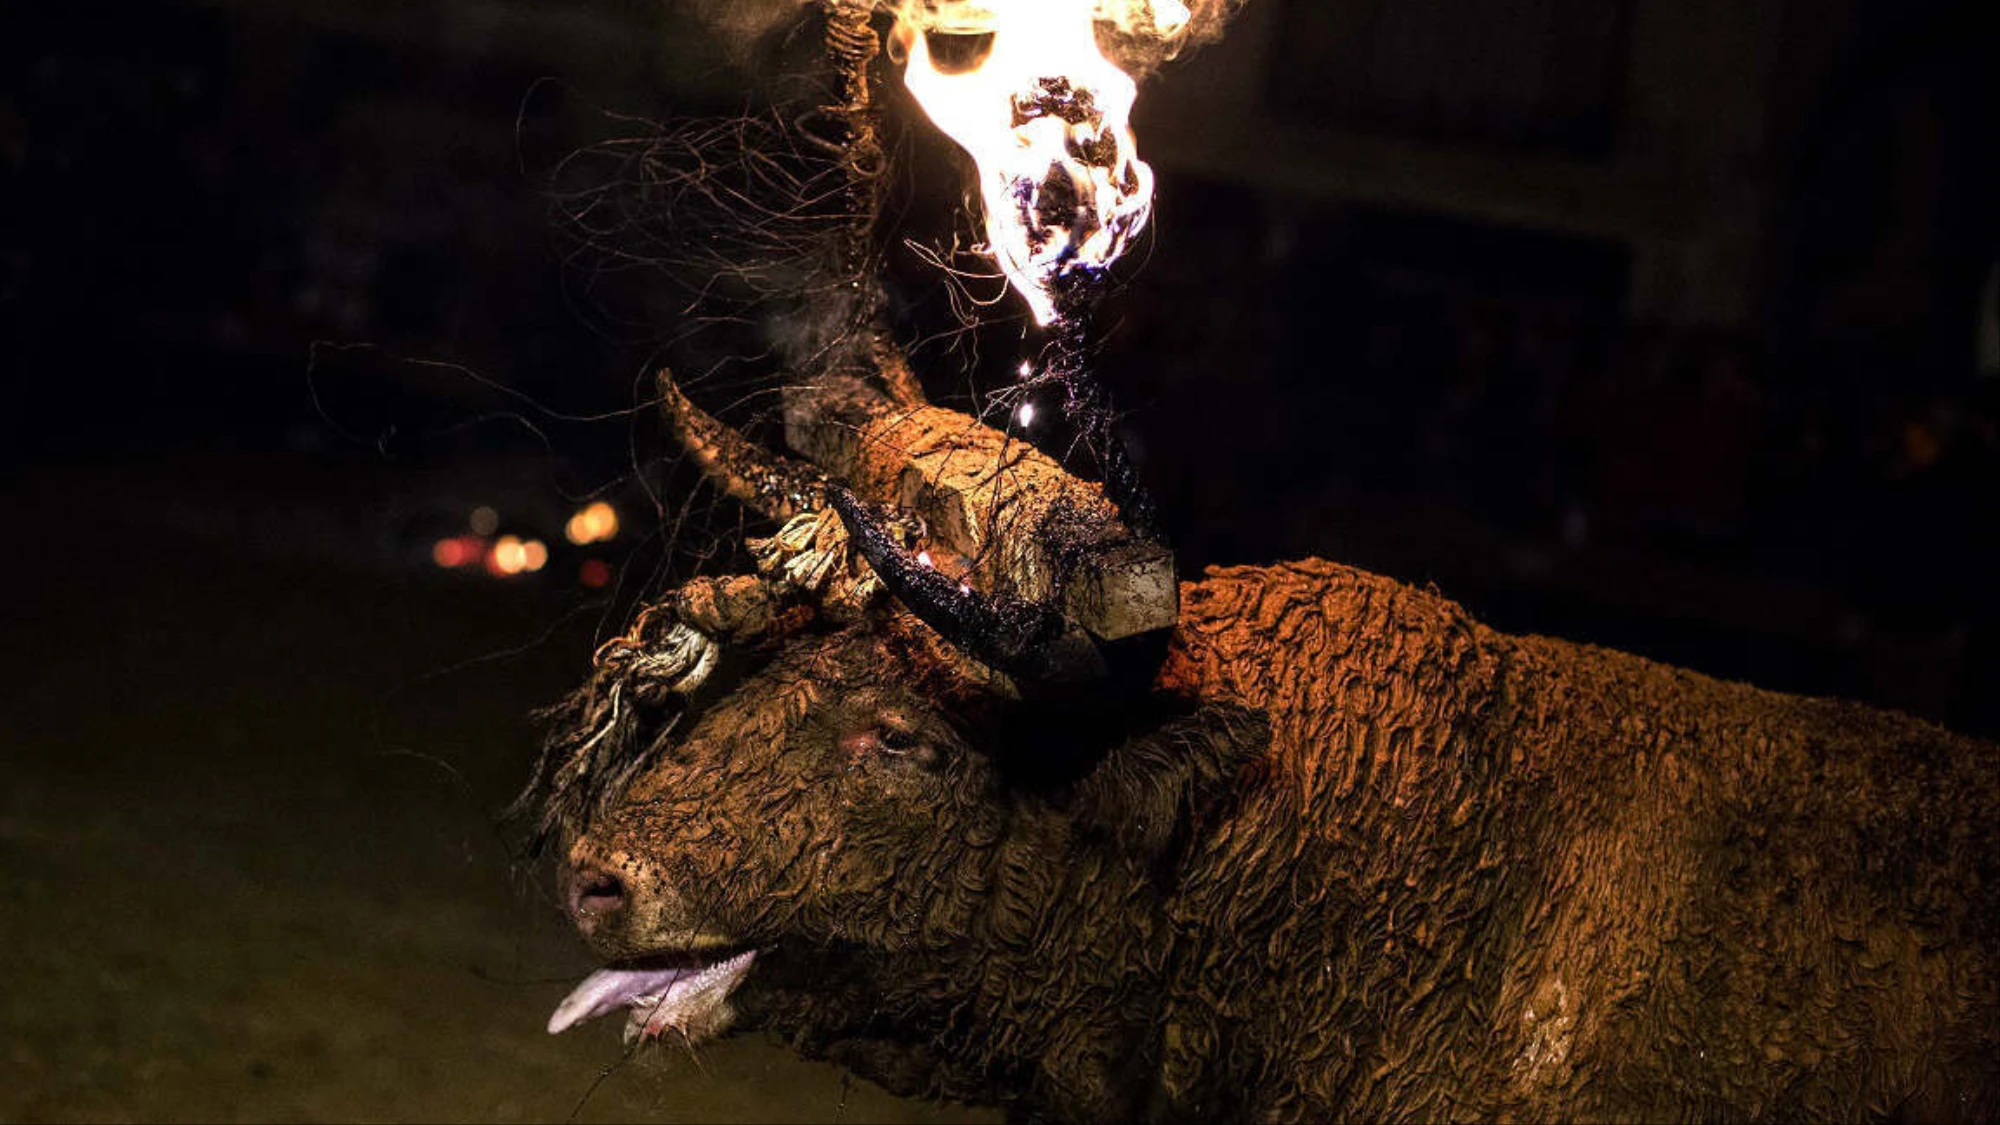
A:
524;371;2000;1123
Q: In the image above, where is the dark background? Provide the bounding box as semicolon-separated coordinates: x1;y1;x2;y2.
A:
2;0;1994;1119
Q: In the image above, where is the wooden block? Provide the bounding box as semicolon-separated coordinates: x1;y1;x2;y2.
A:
785;376;1176;641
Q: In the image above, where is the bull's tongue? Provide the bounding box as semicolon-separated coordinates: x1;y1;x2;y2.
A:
547;966;683;1034
546;951;757;1037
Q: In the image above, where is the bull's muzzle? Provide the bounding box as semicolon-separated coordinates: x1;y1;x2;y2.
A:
562;860;628;938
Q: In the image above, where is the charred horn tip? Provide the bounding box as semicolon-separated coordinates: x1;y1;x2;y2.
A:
828;486;1107;684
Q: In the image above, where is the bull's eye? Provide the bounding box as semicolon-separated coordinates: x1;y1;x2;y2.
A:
832;700;950;773
878;713;944;769
836;711;944;772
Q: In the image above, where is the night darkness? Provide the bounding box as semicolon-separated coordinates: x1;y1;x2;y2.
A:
3;0;1996;1119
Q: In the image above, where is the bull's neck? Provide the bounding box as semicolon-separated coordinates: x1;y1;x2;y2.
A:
931;805;1177;1118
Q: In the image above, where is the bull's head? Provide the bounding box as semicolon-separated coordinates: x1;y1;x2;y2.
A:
524;363;1259;1090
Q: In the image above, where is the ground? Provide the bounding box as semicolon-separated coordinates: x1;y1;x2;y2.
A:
0;454;995;1125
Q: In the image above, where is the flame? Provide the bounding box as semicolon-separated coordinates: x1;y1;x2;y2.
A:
896;1;1172;325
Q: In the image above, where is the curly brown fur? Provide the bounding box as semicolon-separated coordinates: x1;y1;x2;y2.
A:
542;559;2000;1122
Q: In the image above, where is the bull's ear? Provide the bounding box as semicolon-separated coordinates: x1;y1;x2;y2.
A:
1065;705;1269;869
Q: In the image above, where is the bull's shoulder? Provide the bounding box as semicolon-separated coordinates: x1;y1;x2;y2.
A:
1160;558;1505;798
1163;557;1495;697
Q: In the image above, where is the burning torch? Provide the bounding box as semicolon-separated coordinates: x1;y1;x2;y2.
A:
894;0;1188;532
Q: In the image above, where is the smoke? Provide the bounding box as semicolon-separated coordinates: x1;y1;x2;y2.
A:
1093;0;1247;76
670;0;817;60
670;0;1246;75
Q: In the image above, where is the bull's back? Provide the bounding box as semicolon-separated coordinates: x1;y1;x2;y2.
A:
1493;632;2000;1121
1159;559;2000;1121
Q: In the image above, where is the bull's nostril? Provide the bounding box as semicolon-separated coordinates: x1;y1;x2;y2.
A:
569;867;626;924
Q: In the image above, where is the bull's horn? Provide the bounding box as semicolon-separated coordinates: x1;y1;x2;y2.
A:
829;486;1107;684
659;369;829;522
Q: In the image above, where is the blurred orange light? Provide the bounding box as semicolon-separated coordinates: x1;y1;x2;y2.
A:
565;501;619;546
432;538;470;568
491;535;528;576
523;539;549;572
